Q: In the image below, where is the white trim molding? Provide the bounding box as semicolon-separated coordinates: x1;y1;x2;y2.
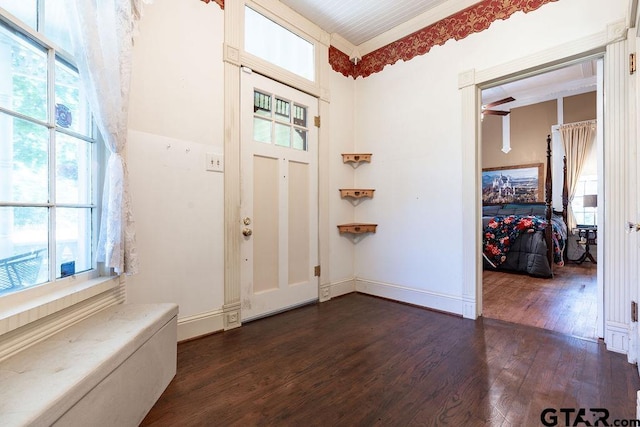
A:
603;34;633;357
461;22;632;355
355;278;464;316
223;0;243;330
327;278;356;299
606;322;630;354
178;308;225;341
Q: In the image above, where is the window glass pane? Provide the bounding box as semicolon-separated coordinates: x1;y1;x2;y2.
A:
584;181;597;196
55;58;90;136
583;212;595;226
0;22;47;121
56;132;92;204
293;104;306;127
275;97;290;122
1;112;49;203
253;117;271;143
254;91;271;117
245;7;315;81
293;128;307;151
43;0;72;53
0;1;37;29
56;207;91;278
275;123;290;147
0;206;49;294
571;174;597;227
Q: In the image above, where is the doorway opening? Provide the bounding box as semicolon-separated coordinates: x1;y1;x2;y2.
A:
479;57;603;341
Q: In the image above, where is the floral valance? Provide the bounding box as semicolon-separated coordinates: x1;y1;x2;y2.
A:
331;0;558;79
201;0;224;9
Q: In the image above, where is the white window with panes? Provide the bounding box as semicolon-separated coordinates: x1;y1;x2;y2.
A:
570;142;598;227
0;2;101;297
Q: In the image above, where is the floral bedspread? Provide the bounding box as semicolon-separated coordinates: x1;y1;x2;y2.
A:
483;215;565;268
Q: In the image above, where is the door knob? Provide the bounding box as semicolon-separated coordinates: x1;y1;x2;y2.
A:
243;217;251;225
242;228;253;236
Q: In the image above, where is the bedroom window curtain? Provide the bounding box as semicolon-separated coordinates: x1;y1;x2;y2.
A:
65;0;151;274
560;120;596;231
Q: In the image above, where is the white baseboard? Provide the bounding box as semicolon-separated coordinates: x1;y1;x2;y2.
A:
177;309;224;341
462;298;477;319
355;278;463;316
327;278;356;299
176;278;464;341
605;322;629;354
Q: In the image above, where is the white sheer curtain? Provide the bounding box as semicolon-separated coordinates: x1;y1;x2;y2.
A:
560;120;596;231
65;0;150;274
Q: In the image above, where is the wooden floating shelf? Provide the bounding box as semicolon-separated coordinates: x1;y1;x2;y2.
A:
337;223;378;234
339;189;375;199
341;153;372;164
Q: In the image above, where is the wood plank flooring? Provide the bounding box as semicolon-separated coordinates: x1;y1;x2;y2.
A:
142;292;639;426
483;263;598;340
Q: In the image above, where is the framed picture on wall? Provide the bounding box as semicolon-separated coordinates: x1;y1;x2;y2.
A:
482;163;543;204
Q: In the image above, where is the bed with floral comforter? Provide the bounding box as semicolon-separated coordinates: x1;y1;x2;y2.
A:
482;204;567;278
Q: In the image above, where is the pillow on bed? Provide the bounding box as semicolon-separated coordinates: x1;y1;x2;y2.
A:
530;205;547;216
503;203;547;217
497;208;517;216
482;205;501;216
517;207;535;215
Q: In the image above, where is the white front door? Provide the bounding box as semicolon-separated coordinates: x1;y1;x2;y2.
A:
240;69;319;321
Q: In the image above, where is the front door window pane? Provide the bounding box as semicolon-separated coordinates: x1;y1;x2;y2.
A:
253;117;271;143
293;104;306;127
293;129;307;151
254;90;272;117
275;98;290;121
275;123;290;147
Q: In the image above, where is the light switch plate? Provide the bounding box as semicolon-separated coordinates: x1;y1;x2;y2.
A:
206;153;224;172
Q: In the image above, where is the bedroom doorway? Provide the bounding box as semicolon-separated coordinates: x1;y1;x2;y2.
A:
479;58;603;341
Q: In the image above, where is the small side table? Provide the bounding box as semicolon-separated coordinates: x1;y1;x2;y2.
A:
573;228;597;264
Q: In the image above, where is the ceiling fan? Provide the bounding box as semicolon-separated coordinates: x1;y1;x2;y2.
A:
482;96;515;116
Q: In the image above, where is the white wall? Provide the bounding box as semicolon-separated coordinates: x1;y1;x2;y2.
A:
352;0;628;313
126;1;225;326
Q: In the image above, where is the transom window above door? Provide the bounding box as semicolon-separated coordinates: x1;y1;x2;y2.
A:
244;6;315;82
253;90;308;151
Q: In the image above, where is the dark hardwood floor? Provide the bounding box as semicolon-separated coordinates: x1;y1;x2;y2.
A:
483;263;598;340
142;292;638;426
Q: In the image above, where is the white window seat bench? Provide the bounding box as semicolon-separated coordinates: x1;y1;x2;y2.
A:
0;303;178;426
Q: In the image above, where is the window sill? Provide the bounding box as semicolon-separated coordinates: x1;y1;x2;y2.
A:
0;274;122;336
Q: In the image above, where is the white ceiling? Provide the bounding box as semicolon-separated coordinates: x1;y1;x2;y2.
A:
481;60;597;111
279;0;449;46
276;0;597;107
